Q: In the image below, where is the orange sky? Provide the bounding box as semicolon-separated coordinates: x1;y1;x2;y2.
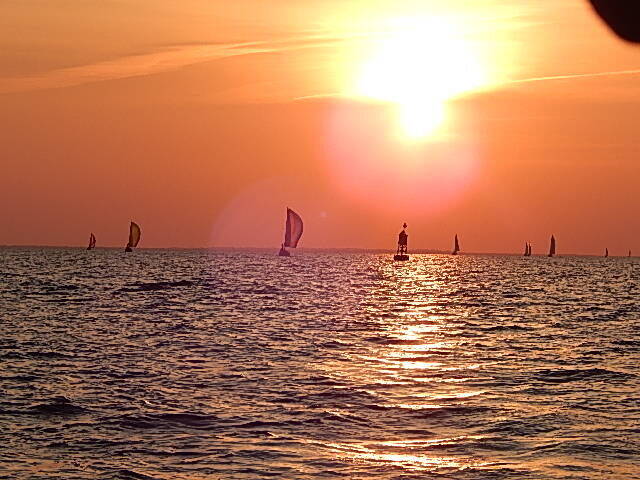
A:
1;0;639;253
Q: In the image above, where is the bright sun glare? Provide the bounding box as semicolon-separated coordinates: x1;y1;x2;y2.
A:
356;17;487;139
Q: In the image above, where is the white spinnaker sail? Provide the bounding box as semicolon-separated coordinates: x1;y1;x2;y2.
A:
128;222;141;248
284;208;303;248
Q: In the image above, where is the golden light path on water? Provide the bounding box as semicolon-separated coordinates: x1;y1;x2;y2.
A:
2;250;639;478
310;259;498;474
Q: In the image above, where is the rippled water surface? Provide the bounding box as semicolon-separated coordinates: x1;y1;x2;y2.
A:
1;248;639;479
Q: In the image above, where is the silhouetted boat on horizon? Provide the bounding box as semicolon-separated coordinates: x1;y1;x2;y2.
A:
125;222;141;252
394;223;409;261
524;242;532;257
605;248;609;258
548;235;556;257
452;234;460;255
86;233;96;251
278;208;303;257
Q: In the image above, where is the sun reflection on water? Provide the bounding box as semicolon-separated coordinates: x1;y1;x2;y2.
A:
311;255;493;474
316;439;493;473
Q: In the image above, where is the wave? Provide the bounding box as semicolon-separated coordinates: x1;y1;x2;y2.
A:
364;404;490;419
0;349;75;361
111;470;159;480
117;280;193;293
112;412;221;430
28;396;87;416
481;324;531;332
533;368;635;383
234;417;323;430
532;367;634;384
20;282;81;296
366;337;428;345
488;413;565;436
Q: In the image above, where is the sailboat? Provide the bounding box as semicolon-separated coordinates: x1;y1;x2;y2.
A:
452;234;460;255
394;223;409;261
548;235;556;257
629;250;632;258
528;243;532;256
86;233;96;251
124;222;141;252
278;208;303;256
604;248;609;258
524;242;532;257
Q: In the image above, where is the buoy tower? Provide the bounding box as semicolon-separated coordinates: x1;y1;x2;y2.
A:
394;223;410;261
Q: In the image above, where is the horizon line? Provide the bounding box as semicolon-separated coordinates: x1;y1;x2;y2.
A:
0;244;634;258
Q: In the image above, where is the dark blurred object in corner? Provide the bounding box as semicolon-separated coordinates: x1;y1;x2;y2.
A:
589;1;640;42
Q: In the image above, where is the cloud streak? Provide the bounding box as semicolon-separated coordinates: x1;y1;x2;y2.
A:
295;68;640;103
0;35;349;94
3;28;639;99
510;68;640;85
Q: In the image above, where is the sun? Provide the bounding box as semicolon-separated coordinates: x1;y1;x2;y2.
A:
355;17;487;139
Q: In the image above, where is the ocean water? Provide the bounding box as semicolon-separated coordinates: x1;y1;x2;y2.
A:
1;248;639;480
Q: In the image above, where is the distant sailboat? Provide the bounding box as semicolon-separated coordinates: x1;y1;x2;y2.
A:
524;242;531;257
86;233;96;251
394;223;409;261
452;234;460;255
604;248;609;258
278;208;303;257
629;250;632;258
125;222;141;252
528;243;532;256
548;235;556;258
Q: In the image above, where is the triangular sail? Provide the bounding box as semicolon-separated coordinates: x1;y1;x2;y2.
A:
87;233;96;250
605;248;609;258
283;208;303;248
453;234;460;254
548;235;556;257
127;222;141;248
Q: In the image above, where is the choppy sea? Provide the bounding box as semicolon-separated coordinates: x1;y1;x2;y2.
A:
1;248;639;479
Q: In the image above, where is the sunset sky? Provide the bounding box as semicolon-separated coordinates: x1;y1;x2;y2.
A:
1;0;639;253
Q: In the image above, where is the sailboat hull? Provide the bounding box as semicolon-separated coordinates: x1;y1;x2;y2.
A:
394;255;409;261
278;248;290;257
125;246;132;252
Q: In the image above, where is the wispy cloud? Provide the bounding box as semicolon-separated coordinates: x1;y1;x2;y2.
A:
0;35;350;94
510;68;640;85
5;26;638;100
295;68;640;103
